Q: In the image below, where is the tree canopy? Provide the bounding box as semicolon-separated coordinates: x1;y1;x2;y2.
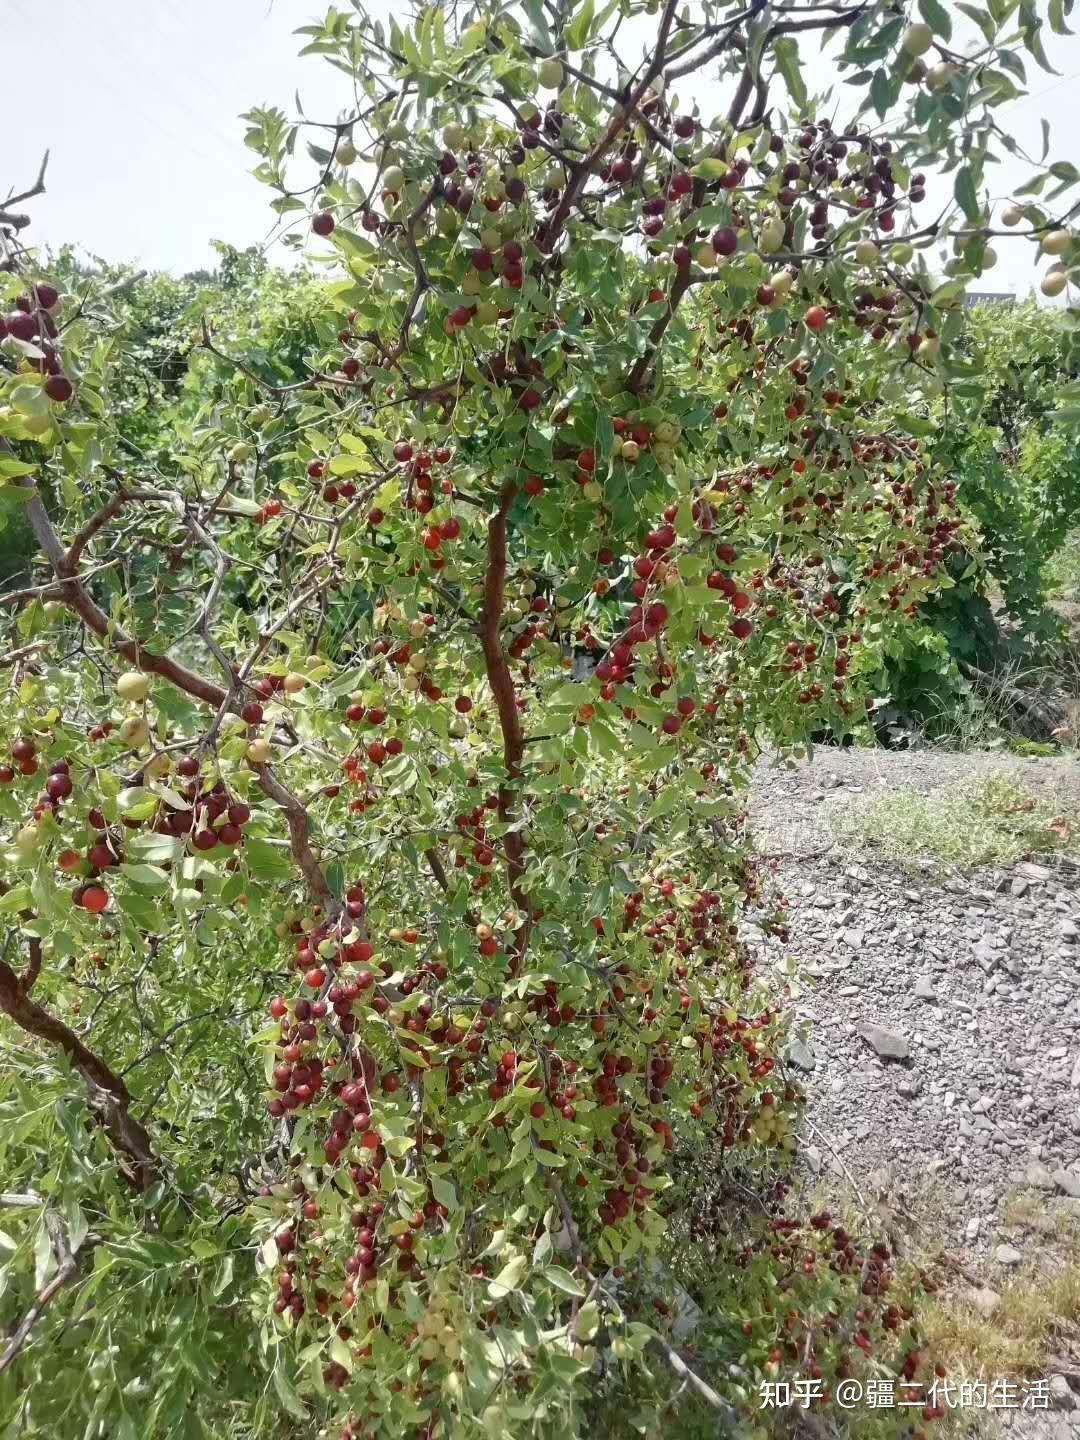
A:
1;0;1079;1435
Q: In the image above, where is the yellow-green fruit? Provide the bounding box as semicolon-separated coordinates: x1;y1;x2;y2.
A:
250;405;273;426
382;164;405;193
651;442;675;469
770;269;794;295
890;242;914;265
1042;269;1068;297
980;246;998;270
480;227;501;251
436;209;460;237
518;102;540;125
337;139;357;166
23;415;51;437
653;419;681;444
583;481;603;503
13;824;41;856
917;336;940;360
1041;229;1072;256
145;753;171;778
408;652;427;673
902;22;933;55
927;61;956;88
1001;204;1023;227
760;217;785;253
476;301;499;325
119;716;150;746
620;440;641;463
538;57;563;88
116;671;151;703
695;244;715;268
283;672;307;695
854;239;879;266
229;442;255;463
247;739;273;764
442;123;465;150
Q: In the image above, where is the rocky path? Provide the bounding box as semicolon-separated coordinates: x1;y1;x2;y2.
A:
746;748;1080;1433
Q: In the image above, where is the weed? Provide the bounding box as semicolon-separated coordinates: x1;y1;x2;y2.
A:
830;771;1078;870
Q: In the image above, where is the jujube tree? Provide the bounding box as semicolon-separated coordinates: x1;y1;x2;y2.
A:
1;0;1078;1435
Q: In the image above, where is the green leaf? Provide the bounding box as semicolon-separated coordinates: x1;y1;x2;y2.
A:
565;0;595;50
953;165;981;222
691;158;729;180
956;1;997;41
488;1254;528;1298
918;0;953;39
0;457;37;479
869;67;892;120
244;837;294;883
895;413;934;436
272;1366;308;1420
0;885;32;913
575;1300;600;1340
129;833;184;864
120;863;170;891
543;1264;585;1296
431;1175;458;1209
772;37;808;111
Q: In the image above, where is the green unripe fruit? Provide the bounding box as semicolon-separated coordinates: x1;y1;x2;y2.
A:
1041;229;1072;256
1042;269;1068;297
13;824;41;856
902;22;933;55
117;671;151;703
539;58;564;88
230;442;255;463
854;239;879;266
382;165;405;193
760;218;784;253
337;139;357;166
1001;204;1023;227
119;716;150;746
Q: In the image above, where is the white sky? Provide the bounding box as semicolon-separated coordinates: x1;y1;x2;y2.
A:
4;0;1080;299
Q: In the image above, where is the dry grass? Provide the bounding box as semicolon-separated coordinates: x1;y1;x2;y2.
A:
924;1254;1080;1382
830;770;1078;871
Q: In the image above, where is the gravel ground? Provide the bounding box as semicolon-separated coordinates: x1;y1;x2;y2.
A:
746;748;1080;1435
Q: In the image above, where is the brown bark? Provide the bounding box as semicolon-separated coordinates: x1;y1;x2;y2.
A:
480;485;531;971
0;958;159;1190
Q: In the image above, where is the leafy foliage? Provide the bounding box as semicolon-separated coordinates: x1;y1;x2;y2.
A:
2;0;1080;1436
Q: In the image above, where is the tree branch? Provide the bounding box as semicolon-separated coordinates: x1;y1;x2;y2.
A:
0;1251;82;1376
0;958;159;1191
0;151;49;231
480;484;531;971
